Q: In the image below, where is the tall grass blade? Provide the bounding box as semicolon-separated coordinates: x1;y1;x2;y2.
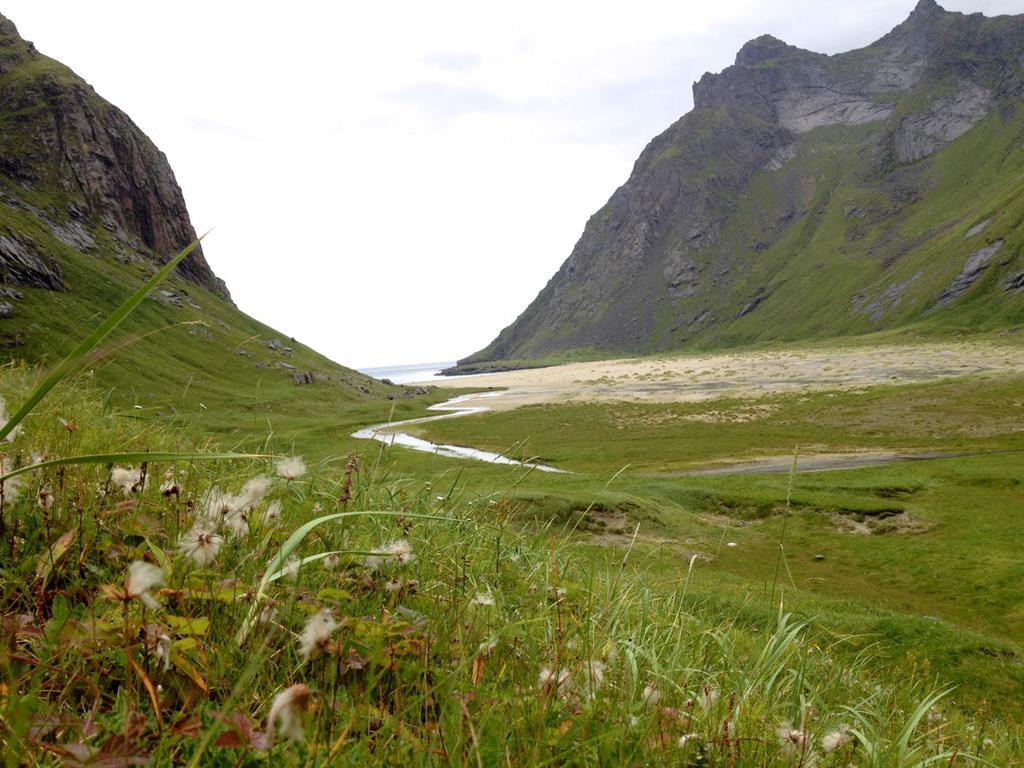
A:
0;451;267;483
0;236;206;443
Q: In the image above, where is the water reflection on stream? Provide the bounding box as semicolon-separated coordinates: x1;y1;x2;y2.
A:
351;392;566;473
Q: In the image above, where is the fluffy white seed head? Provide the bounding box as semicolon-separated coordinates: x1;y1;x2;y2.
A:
262;500;283;526
126;561;164;609
821;725;851;753
298;609;339;662
276;456;306;481
470;591;495;607
178;527;223;568
539;666;571;694
777;722;807;758
267;684;313;746
642;683;661;707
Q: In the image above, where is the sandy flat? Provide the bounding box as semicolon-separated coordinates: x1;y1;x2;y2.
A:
415;342;1024;411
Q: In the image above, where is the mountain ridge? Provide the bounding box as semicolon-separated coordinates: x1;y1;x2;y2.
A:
455;1;1024;371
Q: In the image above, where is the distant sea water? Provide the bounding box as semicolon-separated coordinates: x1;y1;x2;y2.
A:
359;361;459;385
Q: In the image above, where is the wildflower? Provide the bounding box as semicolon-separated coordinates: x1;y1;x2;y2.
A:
266;684;314;746
276;456;306;481
701;686;719;709
282;555;301;582
387;539;414;564
178;526;223;568
201;487;236;524
155;633;172;671
126;560;164;610
262;500;282;526
364;539;414;570
223;510;249;539
548;586;567;600
259;604;278;626
160;471;180;498
111;466;145;497
0;396;22;443
821;725;852;753
642;683;661;707
323;552;341;569
478;639;498;656
777;721;807;759
298;609;338;662
37;485;53;512
582;659;605;699
470;591;495;607
538;666;571;695
237;475;272;509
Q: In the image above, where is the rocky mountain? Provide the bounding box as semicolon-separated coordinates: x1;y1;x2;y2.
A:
0;14;398;407
0;14;227;299
457;0;1024;371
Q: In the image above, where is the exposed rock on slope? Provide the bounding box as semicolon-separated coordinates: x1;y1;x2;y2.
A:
459;0;1024;369
0;14;228;299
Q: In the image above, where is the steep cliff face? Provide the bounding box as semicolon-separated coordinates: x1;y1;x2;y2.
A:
0;14;228;299
0;14;398;408
461;0;1024;368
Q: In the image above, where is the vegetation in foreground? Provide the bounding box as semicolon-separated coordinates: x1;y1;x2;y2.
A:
0;373;1018;766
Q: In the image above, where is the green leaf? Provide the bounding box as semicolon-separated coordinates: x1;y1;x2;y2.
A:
165;615;210;636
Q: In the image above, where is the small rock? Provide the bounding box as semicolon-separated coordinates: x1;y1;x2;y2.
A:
814;554;826;561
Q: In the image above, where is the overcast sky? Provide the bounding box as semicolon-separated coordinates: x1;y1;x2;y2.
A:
4;1;1021;367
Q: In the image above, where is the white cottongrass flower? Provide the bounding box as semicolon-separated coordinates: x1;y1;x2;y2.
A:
678;733;700;748
201;487;236;525
126;561;164;610
701;686;719;709
470;591;495;607
364;539;414;570
276;456;306;480
538;666;571;695
223;510;249;539
37;485;53;512
385;577;404;593
387;539;414;564
581;659;606;700
0;458;21;502
0;396;22;443
821;725;852;753
266;684;314;746
642;683;661;707
777;721;807;759
262;500;283;526
111;466;144;497
282;555;301;582
155;633;172;671
323;552;341;569
178;527;223;568
159;471;181;497
237;476;272;510
298;609;339;662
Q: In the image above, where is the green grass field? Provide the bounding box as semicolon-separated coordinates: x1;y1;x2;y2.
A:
2;249;1024;761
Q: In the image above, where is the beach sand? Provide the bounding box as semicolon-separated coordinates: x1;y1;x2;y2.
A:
415;342;1024;411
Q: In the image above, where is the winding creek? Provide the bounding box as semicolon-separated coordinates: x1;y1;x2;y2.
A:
351;392;567;473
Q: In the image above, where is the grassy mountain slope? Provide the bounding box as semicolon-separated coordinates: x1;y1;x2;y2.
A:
457;1;1024;370
0;13;417;448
